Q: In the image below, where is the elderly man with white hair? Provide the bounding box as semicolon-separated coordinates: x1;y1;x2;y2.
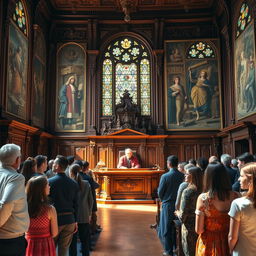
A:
221;153;239;185
0;144;29;256
117;148;141;168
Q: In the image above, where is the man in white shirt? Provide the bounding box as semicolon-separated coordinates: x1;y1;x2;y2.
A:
0;144;30;256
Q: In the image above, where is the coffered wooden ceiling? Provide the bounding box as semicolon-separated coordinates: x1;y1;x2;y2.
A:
50;0;214;12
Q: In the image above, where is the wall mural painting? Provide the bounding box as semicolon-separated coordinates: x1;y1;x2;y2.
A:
55;43;86;132
7;21;28;119
165;40;222;131
234;22;256;120
32;27;46;127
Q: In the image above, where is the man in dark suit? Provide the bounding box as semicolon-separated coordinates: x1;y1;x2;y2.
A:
48;155;79;256
158;155;184;256
117;148;141;168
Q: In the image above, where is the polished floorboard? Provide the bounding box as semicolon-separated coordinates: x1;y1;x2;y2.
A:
90;204;163;256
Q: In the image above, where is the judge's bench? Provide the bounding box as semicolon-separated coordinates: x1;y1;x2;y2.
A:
88;129;166;203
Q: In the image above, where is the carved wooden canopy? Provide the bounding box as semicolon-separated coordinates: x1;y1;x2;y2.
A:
50;0;214;12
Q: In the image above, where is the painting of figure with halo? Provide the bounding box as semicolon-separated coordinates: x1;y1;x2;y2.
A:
55;43;86;132
165;40;222;130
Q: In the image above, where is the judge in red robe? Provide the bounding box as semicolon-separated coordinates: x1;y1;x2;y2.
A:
117;148;141;168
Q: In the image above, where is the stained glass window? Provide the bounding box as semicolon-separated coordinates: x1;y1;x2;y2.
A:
140;59;150;115
102;37;151;116
12;0;27;35
236;2;251;38
115;63;137;105
102;59;113;116
187;42;215;59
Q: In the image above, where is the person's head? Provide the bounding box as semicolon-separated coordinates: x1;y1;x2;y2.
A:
167;155;178;168
66;75;75;85
69;164;82;190
197;157;208;172
82;161;90;172
237;152;255;169
178;162;187;174
26;176;49;218
184;163;195;172
53;155;68;173
220;154;232;167
240;163;256;208
125;148;133;159
188;158;196;166
203;163;231;201
185;166;203;193
35;155;48;172
208;155;218;164
74;160;83;168
0;143;21;169
48;159;54;170
67;156;75;166
199;70;207;80
173;76;180;84
231;159;238;168
21;157;37;184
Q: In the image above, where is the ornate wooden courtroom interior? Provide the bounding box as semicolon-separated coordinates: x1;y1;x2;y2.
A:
1;0;256;202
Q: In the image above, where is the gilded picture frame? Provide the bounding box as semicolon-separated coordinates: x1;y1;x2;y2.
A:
164;39;222;131
55;42;86;132
234;21;256;120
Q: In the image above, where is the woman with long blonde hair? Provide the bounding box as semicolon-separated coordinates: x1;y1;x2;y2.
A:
229;162;256;255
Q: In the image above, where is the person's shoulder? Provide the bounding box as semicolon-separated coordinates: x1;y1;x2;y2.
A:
1;168;24;182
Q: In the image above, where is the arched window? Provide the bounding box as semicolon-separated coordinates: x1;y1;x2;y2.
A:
236;2;252;38
12;0;28;36
102;37;151;116
187;42;215;59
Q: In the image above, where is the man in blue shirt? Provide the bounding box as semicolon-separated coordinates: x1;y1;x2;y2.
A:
158;155;184;256
49;155;79;256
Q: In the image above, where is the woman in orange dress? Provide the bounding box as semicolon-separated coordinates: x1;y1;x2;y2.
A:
195;163;239;256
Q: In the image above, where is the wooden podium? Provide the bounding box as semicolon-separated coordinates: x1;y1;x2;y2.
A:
94;168;165;204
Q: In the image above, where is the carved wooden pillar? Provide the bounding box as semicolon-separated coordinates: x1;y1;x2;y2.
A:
104;176;111;200
140;140;146;167
89;139;96;168
87;50;99;134
221;25;234;126
153;50;164;134
159;139;165;169
108;140;114;168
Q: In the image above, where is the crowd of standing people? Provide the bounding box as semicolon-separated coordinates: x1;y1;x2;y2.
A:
0;143;101;256
157;152;256;256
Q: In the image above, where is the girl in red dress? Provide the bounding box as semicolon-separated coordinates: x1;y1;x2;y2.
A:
25;176;58;256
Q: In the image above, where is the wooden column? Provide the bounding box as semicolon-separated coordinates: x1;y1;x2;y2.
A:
153;49;164;134
87;50;99;134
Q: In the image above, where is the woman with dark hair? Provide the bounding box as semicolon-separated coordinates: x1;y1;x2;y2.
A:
195;163;239;255
21;157;37;185
69;164;93;256
229;163;256;255
176;167;203;256
25;176;58;256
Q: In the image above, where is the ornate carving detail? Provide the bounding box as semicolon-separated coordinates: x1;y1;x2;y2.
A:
118;179;137;191
54;28;87;41
166;25;218;40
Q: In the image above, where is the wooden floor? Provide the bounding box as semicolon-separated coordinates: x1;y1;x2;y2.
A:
91;204;163;256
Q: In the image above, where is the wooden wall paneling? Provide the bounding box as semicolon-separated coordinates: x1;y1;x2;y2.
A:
184;144;196;161
146;146;157;168
107;140;114;168
98;146;108;167
197;143;211;159
75;146;86;160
